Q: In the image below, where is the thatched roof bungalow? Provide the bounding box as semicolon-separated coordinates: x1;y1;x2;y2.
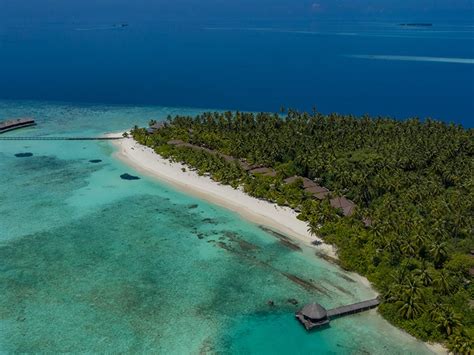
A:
284;176;331;200
304;185;331;200
330;196;356;217
239;160;253;171
284;176;302;185
150;121;166;130
147;121;166;134
295;303;330;330
301;177;318;189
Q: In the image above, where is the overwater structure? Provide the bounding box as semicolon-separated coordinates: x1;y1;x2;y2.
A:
0;118;36;134
296;298;380;330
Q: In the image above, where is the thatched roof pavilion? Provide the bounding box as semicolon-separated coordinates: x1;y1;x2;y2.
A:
284;176;332;200
284;176;302;184
295;303;330;330
330;196;356;217
301;177;318;189
239;160;254;171
146;121;166;134
314;190;331;200
284;176;319;188
304;185;331;200
300;303;328;320
150;121;166;130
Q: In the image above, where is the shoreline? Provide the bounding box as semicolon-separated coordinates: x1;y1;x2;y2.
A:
111;136;338;257
110;136;382;289
110;135;446;354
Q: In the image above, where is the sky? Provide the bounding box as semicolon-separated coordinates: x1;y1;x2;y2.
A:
1;0;473;22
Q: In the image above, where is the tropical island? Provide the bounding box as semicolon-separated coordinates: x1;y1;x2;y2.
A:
124;109;473;353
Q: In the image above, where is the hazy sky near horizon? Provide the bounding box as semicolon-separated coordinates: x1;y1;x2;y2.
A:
1;0;473;21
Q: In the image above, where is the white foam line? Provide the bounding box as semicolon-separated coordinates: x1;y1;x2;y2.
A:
204;27;474;40
349;55;474;64
75;26;119;31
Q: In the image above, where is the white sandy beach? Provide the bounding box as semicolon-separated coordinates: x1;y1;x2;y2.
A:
111;135;338;256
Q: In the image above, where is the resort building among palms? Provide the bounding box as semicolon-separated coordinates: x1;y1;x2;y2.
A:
284;176;331;200
147;121;166;134
330;196;356;217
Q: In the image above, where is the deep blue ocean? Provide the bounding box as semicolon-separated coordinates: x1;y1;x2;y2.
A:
1;18;473;126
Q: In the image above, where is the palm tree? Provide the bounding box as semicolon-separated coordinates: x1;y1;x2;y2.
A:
395;297;424;320
307;218;319;236
403;277;424;301
448;334;472;354
435;307;462;336
430;241;448;268
411;232;427;254
434;270;453;295
414;263;433;286
400;241;417;257
388;273;424;319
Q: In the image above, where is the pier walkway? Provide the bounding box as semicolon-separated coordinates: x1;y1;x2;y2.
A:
0;118;36;133
0;136;123;141
296;298;380;330
327;298;380;318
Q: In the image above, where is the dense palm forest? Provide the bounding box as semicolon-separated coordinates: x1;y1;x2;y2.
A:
131;110;474;352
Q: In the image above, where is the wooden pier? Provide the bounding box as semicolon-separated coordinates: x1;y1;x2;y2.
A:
0;118;123;140
0;118;36;134
0;136;123;141
326;298;380;318
296;298;380;330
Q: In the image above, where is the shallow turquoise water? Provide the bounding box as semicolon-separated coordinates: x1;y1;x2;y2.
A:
0;100;433;353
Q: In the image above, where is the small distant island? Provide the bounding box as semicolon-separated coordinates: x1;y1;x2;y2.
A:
399;23;433;27
126;110;473;353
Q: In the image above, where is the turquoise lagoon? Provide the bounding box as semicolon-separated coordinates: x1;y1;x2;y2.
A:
0;100;433;353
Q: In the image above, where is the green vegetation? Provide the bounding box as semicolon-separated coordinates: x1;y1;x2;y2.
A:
131;110;473;352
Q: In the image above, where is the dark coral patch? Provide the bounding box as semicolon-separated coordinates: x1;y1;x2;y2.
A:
202;218;218;224
14;152;33;158
120;173;140;180
89;159;102;163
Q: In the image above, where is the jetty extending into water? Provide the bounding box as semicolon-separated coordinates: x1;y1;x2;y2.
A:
296;298;380;330
0;136;123;141
0;118;36;134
